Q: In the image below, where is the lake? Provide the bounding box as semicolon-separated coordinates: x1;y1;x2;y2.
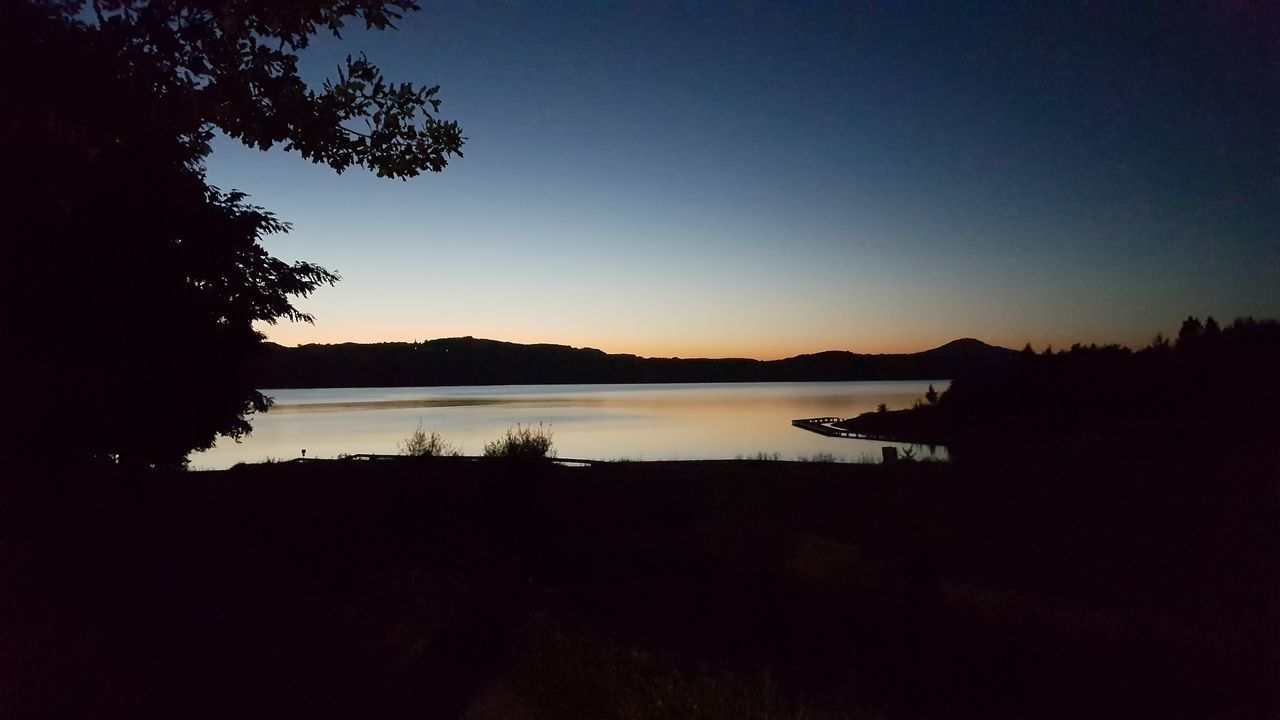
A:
191;381;949;469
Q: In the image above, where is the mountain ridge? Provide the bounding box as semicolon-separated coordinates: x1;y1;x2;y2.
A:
254;336;1018;388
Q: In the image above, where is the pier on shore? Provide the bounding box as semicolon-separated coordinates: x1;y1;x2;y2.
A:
791;417;902;443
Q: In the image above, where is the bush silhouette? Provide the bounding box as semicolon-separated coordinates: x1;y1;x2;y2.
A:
399;425;460;457
482;424;556;459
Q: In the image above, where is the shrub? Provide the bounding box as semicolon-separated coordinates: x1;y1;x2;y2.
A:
399;424;461;457
482;423;555;459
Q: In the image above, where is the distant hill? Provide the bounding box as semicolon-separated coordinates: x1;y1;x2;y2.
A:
253;337;1017;388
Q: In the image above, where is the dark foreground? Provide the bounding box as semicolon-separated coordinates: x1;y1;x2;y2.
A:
2;453;1276;719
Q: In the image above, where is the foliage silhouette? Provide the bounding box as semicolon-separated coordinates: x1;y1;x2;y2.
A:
398;425;460;457
1176;316;1204;349
838;317;1280;461
482;424;556;459
2;1;461;467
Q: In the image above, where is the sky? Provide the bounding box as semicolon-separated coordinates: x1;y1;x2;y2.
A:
203;1;1279;359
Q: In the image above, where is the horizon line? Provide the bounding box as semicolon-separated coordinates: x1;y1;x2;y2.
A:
262;334;1005;362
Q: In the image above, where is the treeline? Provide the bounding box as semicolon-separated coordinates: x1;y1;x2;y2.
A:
252;336;1016;388
838;316;1280;457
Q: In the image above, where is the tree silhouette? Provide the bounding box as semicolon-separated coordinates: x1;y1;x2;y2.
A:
2;1;463;467
1203;316;1221;339
1176;316;1204;349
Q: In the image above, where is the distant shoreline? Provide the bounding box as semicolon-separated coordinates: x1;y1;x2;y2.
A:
259;378;954;394
255;336;1015;389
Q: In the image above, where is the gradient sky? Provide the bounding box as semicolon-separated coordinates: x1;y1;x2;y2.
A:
203;1;1279;359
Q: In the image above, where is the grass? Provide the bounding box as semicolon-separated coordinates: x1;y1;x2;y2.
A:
796;452;839;463
735;451;783;461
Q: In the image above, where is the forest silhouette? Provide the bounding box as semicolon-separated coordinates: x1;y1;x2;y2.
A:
837;316;1280;461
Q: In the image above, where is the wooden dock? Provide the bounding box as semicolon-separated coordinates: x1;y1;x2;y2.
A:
791;417;902;442
791;417;854;437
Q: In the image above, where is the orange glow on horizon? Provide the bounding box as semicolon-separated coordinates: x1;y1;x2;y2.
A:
257;323;1054;361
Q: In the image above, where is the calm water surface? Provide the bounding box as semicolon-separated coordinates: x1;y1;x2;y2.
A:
192;381;948;469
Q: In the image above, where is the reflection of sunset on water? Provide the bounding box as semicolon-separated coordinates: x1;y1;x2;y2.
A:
194;382;947;468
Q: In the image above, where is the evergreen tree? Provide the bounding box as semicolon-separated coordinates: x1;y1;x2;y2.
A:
1203;316;1221;339
1177;316;1204;349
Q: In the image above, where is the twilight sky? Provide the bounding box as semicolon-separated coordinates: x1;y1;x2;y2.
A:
204;1;1279;359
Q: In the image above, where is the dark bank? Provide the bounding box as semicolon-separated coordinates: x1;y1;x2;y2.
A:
3;444;1275;719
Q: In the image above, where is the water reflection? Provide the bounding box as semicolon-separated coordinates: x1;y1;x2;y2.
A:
192;381;948;469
